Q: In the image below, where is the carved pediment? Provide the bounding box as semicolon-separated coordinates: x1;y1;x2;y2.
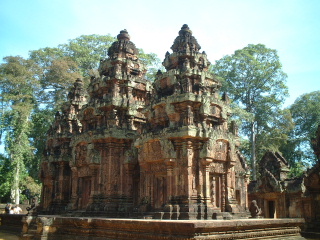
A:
139;140;164;162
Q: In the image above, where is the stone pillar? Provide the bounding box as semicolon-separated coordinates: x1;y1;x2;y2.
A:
201;158;215;219
177;140;197;220
107;143;113;195
221;174;226;212
201;158;212;204
70;167;78;209
165;158;175;201
113;81;120;97
124;162;134;197
89;167;98;195
186;140;194;199
56;162;65;201
127;86;133;99
245;174;250;209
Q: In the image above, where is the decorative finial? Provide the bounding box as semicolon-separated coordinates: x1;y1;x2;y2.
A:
179;24;192;36
117;29;130;41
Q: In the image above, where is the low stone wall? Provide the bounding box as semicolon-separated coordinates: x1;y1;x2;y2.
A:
20;216;305;240
0;214;24;233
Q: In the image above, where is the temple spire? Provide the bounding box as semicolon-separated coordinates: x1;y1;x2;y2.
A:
171;24;201;53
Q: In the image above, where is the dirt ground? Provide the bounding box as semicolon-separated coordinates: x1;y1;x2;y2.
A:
0;230;19;240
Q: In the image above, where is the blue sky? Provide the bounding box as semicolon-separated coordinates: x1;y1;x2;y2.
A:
1;0;319;106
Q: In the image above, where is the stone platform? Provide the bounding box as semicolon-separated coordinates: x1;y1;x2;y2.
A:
20;215;306;240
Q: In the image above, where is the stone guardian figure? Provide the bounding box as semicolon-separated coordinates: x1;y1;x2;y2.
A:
249;200;262;218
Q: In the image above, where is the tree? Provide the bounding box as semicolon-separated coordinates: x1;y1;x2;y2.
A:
59;34;115;76
29;48;82;110
212;44;289;180
0;56;40;203
138;48;163;80
28;108;54;181
0;154;12;202
282;91;320;166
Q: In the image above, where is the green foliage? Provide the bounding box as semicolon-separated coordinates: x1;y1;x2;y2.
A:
288;161;306;178
138;48;163;81
280;91;320;166
28;108;55;181
0;154;13;202
29;49;82;110
212;44;289;180
290;91;320;143
255;108;294;161
59;34;115;76
20;175;42;198
0;56;39;203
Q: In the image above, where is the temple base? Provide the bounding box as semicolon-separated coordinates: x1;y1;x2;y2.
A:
18;215;306;240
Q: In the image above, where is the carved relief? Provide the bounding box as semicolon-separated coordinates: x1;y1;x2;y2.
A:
209;162;226;174
215;140;228;161
86;143;101;164
210;104;222;119
140;141;163;162
75;144;87;166
148;162;167;174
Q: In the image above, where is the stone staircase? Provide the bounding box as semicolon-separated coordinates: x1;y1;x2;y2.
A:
226;198;251;219
21;216;38;240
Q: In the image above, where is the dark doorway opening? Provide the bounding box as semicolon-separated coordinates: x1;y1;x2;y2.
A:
268;200;275;218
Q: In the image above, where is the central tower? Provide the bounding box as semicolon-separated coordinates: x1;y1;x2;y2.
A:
135;24;249;219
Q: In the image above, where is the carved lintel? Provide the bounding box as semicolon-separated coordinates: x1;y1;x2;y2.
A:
124;162;135;173
201;158;213;167
164;158;175;166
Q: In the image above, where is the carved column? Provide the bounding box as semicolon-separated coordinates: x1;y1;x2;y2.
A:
107;142;113;195
211;174;217;208
185;140;194;199
124;162;134;197
245;174;250;209
70;167;78;209
165;159;175;201
113;81;120;97
222;174;226;212
201;158;212;204
127;86;133;99
56;162;65;202
89;167;98;196
150;173;154;207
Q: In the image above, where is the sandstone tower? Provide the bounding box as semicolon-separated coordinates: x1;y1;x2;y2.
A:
40;25;249;219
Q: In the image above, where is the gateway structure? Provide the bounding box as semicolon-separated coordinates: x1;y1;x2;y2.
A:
40;25;249;219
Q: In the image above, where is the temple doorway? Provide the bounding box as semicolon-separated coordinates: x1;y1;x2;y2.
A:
79;177;91;209
210;174;222;209
153;176;167;209
268;200;276;218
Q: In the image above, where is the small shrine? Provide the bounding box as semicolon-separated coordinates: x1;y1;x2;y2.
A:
249;147;320;232
249;151;305;219
40;25;250;219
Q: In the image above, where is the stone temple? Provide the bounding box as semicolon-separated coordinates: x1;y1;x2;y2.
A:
40;24;250;220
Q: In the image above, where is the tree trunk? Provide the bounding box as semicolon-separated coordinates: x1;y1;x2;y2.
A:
251;121;257;181
11;163;20;204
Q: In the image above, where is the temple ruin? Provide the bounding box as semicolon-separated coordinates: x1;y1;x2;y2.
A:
249;126;320;232
39;24;250;220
